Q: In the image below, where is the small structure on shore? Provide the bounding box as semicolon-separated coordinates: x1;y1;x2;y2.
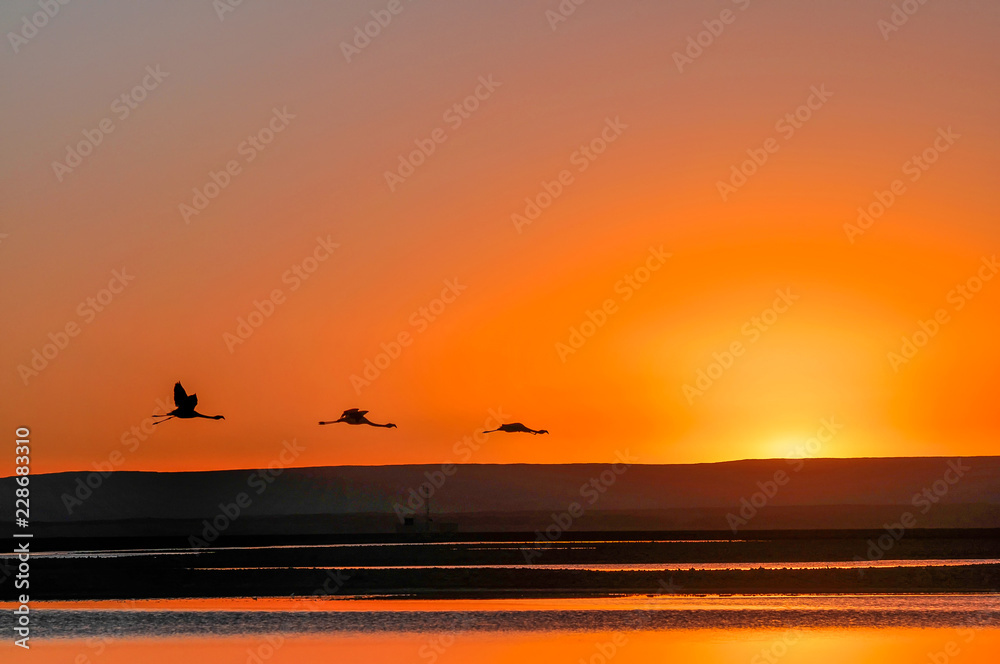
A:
395;495;458;533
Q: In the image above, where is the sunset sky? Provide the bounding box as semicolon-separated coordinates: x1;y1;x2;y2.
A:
2;0;998;474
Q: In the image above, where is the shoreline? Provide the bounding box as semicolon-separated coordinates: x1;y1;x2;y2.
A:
6;532;996;602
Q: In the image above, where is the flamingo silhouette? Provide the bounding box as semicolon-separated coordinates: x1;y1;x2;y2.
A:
483;422;548;435
319;408;397;428
152;382;226;425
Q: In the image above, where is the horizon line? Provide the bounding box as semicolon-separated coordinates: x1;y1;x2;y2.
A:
7;453;998;480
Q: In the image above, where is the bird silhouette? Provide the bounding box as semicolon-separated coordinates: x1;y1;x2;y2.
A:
319;408;397;428
152;382;226;425
483;422;548;435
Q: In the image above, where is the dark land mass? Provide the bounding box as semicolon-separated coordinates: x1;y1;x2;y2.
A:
4;558;998;601
4;457;998;537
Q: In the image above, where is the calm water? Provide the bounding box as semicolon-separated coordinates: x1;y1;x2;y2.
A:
3;595;997;663
190;559;1000;571
5;544;997;573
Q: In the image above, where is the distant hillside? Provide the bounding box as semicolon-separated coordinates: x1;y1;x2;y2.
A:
4;457;998;535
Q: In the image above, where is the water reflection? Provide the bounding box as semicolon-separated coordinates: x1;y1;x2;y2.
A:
16;595;998;639
4;626;999;664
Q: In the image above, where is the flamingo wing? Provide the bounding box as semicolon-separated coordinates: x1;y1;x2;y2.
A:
173;382;188;407
174;382;198;410
342;408;367;417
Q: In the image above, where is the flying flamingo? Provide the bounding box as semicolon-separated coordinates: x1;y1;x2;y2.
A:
152;382;226;425
483;422;548;435
319;408;397;428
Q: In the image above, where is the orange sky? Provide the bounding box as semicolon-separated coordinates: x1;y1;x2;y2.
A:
2;1;998;473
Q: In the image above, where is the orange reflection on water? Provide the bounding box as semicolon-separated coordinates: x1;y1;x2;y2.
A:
3;628;999;664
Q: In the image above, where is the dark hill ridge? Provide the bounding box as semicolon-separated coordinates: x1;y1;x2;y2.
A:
3;457;998;534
